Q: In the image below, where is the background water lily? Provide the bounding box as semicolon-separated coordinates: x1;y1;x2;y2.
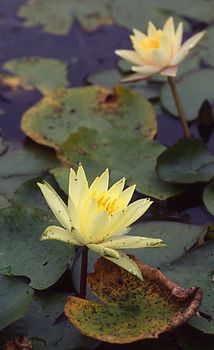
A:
115;17;205;81
38;165;163;281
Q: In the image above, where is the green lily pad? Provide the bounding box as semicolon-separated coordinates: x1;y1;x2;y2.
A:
21;85;157;149
0;142;59;199
50;167;70;195
163;241;214;334
161;69;214;121
0;207;74;290
0;275;34;331
57;127;184;199
18;0;112;34
199;26;214;67
0;136;7;155
0;293;98;350
157;138;214;184
203;180;214;217
87;69;161;99
0;195;10;209
65;257;201;343
3;57;68;95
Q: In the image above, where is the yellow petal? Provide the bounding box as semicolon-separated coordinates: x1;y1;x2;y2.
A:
105;251;143;281
115;49;144;65
84;210;109;243
101;236;163;249
89;168;109;194
132;65;160;75
132;28;146;41
175;22;183;52
172;30;205;65
68;164;88;210
147;21;157;37
161;65;178;77
117;184;136;208
40;225;81;245
88;244;120;259
121;72;151;82
107;177;125;198
163;17;175;39
37;182;71;230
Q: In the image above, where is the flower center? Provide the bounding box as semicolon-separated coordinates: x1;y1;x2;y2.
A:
96;193;119;215
140;30;163;50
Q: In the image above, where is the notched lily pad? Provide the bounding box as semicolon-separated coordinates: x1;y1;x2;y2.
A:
157;138;214;184
3;57;68;95
0;207;73;290
21;85;157;149
65;257;202;343
203;180;214;217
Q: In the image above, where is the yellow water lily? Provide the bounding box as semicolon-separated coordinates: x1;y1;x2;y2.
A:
38;165;163;280
115;17;205;81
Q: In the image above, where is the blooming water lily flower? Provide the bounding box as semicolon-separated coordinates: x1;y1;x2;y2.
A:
115;17;205;81
38;165;163;280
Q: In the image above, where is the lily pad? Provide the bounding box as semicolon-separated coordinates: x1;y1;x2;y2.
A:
0;293;98;350
0;207;74;290
3;57;68;95
203;180;214;217
157;138;214;184
87;69;161;99
57;127;185;199
163;241;214;334
18;0;112;34
161;69;214;121
0;195;10;209
0;275;34;331
21;85;157;149
65;257;202;343
0;142;59;198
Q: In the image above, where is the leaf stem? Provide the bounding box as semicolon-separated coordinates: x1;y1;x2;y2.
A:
167;76;191;138
79;246;88;299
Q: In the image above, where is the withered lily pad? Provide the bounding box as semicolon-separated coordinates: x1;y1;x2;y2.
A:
21;86;157;149
18;0;112;34
3;57;68;95
161;70;214;121
55;127;185;199
65;257;202;343
0;207;73;290
157;138;214;184
163;241;214;334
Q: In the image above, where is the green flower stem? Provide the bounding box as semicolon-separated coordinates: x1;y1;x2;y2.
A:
79;246;88;299
167;76;191;139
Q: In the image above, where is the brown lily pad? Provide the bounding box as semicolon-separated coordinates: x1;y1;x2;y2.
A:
64;257;202;344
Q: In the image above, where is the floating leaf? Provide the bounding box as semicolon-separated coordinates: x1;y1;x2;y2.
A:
65;257;202;343
3;57;68;95
18;0;112;34
163;241;214;334
0;276;34;331
21;86;157;149
157;138;214;184
0;142;59;198
57;127;184;199
0;293;98;350
87;69;161;99
203;180;214;216
0;195;10;209
0;207;73;290
161;70;214;121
